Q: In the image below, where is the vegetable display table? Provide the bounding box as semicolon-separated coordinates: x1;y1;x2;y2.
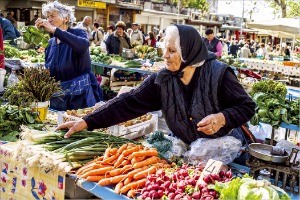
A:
239;58;300;77
68;174;130;200
91;62;154;75
67;164;300;200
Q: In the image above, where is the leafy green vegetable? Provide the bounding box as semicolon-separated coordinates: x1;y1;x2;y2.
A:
250;88;299;127
250;80;287;99
147;131;172;154
0;105;41;141
124;60;142;68
3;44;21;58
90;47;112;64
217;177;243;200
22;26;50;48
211;175;291;200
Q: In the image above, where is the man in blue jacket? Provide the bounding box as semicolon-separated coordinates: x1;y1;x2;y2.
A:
0;16;16;41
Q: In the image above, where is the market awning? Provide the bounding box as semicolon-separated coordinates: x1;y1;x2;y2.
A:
141;9;189;20
6;0;47;9
116;2;143;11
220;25;241;30
185;19;222;27
247;18;300;35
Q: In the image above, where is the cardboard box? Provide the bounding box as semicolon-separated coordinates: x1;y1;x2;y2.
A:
0;142;66;200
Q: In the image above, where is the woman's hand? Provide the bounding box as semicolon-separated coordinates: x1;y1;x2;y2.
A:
197;113;226;135
56;119;88;138
35;18;56;33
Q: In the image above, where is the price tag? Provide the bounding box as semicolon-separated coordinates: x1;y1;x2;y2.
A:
197;159;223;186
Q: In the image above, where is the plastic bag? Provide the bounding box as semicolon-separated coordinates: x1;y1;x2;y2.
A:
164;135;188;157
276;140;300;163
248;123;272;141
143;132;188;159
100;41;107;54
183;136;242;165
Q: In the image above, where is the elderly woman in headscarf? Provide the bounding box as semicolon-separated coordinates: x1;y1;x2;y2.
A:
57;25;255;154
35;1;102;111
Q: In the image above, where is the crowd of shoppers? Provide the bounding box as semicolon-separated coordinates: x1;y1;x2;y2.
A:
216;36;293;61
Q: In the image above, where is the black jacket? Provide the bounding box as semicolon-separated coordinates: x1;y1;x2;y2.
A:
84;60;256;144
105;31;131;54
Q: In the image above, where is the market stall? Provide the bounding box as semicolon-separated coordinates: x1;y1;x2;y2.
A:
239;58;300;77
0;25;299;200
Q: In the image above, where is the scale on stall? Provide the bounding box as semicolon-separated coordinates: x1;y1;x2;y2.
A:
246;143;300;194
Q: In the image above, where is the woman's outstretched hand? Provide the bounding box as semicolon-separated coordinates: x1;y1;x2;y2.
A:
197;113;226;135
56;119;88;138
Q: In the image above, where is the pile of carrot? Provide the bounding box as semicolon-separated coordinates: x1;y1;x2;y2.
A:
76;143;170;198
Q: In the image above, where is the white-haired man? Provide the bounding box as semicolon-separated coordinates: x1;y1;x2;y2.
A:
76;16;92;39
130;23;144;45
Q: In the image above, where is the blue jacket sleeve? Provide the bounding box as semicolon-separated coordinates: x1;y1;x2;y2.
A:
2;20;16;40
53;28;89;54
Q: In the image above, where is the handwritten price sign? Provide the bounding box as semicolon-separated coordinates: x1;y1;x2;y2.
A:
197;159;223;185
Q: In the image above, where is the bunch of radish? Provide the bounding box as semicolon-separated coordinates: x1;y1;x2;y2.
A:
140;164;233;200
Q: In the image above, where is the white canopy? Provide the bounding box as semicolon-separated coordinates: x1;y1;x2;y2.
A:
255;29;300;39
247;18;300;35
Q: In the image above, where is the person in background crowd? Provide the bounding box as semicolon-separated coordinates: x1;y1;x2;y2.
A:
229;40;239;57
239;44;252;58
30;15;39;25
284;45;291;60
105;21;131;55
256;43;267;58
220;38;228;56
35;1;102;111
6;11;16;25
71;22;77;28
90;22;103;46
249;40;255;54
266;42;273;53
293;46;300;53
203;28;222;58
76;16;92;38
273;44;281;55
57;25;255;166
130;22;143;45
126;28;133;36
157;30;164;42
104;25;114;42
98;27;104;35
146;31;156;47
238;39;245;48
0;15;16;41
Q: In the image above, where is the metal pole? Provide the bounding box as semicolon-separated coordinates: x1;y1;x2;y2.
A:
177;0;180;24
241;0;244;41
